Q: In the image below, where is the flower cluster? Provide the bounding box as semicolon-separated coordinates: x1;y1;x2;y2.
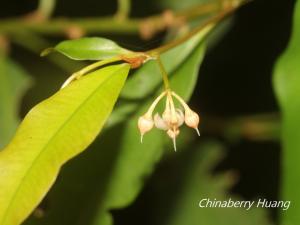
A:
138;90;200;151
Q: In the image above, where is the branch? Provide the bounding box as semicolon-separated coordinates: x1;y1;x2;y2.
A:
0;17;140;36
0;1;230;37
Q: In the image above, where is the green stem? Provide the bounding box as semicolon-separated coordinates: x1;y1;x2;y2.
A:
61;56;122;88
75;56;121;76
203;113;281;141
156;55;170;90
148;2;241;55
115;0;131;20
37;0;56;19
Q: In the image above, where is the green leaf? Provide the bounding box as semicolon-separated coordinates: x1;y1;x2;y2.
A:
273;1;300;224
43;37;131;60
0;55;32;148
121;25;213;99
23;32;208;225
0;64;130;225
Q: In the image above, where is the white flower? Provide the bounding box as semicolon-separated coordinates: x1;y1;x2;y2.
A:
138;114;154;143
138;90;201;151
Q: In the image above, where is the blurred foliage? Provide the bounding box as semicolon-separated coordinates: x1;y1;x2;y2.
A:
273;0;300;224
0;54;31;148
157;141;271;225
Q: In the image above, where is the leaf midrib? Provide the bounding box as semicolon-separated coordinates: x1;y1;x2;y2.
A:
0;66;126;225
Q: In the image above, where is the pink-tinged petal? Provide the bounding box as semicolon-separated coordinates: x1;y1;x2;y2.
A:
154;113;168;130
176;108;184;126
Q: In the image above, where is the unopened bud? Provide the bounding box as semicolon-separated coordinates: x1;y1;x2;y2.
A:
185;110;200;136
138;115;154;142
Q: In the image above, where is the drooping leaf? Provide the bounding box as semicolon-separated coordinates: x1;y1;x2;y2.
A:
121;25;213;99
0;64;130;225
0;55;32;148
273;1;300;224
23;31;208;225
42;37;131;60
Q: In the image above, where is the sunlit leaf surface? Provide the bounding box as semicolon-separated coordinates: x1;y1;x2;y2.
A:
44;37;130;60
0;64;130;225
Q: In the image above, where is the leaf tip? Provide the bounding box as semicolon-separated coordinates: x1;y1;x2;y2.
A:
40;48;54;57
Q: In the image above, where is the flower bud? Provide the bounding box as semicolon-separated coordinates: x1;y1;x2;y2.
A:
185;110;200;136
138;115;154;142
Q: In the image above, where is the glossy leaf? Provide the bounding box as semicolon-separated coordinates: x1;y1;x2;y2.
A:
0;55;32;148
23;32;208;225
43;37;131;60
273;1;300;224
0;64;130;225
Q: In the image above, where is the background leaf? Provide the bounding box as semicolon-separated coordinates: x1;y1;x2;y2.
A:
0;55;32;148
24;30;208;225
0;64;130;225
160;141;271;225
273;1;300;224
45;37;131;60
121;25;213;99
104;139;272;225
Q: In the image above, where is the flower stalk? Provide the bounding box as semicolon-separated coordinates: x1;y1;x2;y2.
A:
138;55;201;151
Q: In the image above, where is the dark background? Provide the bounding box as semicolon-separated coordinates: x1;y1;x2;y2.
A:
0;0;296;224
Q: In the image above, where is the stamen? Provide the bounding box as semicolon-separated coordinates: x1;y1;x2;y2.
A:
167;128;179;151
172;137;177;152
195;128;200;136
